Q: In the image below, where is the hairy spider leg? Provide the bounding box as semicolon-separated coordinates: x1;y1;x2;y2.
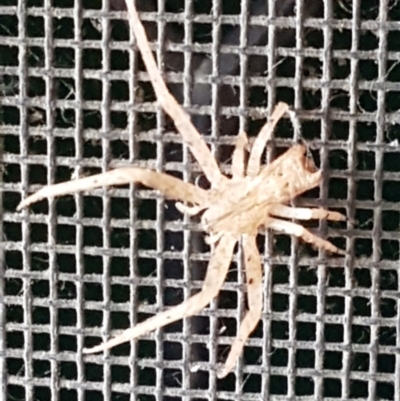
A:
83;233;238;354
218;234;263;378
17;168;208;211
247;102;289;177
231;131;249;179
267;217;346;255
269;204;346;221
125;0;223;186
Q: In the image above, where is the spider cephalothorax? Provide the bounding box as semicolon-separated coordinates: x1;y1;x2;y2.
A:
17;0;345;378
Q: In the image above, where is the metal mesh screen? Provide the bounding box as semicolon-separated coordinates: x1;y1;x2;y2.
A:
1;0;400;400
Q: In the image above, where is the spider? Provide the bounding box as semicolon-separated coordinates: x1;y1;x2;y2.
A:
17;0;345;378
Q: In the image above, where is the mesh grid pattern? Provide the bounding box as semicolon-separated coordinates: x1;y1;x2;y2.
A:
1;0;400;400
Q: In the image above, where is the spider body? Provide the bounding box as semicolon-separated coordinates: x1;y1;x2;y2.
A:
202;145;322;237
17;1;346;378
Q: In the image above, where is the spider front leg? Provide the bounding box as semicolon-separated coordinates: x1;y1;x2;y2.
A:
267;217;346;255
83;233;238;354
218;234;263;378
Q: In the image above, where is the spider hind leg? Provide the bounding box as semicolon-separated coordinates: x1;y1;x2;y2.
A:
268;217;346;255
218;235;263;378
82;233;238;354
269;204;346;221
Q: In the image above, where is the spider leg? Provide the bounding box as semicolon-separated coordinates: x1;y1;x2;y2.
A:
218;234;262;378
124;1;223;186
17;168;209;210
269;204;346;221
175;202;206;216
231;131;248;179
267;217;346;255
82;233;238;354
247;102;289;177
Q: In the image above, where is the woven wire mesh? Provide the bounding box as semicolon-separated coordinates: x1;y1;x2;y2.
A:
1;0;400;400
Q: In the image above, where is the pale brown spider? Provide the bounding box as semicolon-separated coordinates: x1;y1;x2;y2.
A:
17;0;345;378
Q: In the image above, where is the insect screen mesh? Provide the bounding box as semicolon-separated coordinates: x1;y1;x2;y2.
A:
1;0;400;400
